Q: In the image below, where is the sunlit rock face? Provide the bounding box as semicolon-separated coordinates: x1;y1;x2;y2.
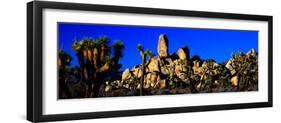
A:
177;46;190;60
131;66;142;78
157;34;169;58
231;76;238;86
192;60;202;75
246;48;256;57
147;57;160;72
225;59;236;75
121;68;131;81
178;48;187;60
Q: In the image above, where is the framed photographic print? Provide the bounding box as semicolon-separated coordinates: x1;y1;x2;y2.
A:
27;1;273;122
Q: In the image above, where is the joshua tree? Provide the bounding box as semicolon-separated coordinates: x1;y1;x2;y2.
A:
112;40;125;71
144;50;153;64
58;50;72;98
136;44;153;95
229;51;258;91
70;66;81;83
182;59;193;89
190;55;203;92
72;39;87;84
97;36;110;65
217;64;231;88
168;63;176;89
71;36;125;98
198;59;217;92
137;44;145;96
90;37;111;97
58;50;72;69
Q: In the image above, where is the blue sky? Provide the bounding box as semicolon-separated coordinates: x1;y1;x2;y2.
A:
58;23;258;71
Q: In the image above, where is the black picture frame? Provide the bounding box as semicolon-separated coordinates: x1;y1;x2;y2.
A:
27;1;273;122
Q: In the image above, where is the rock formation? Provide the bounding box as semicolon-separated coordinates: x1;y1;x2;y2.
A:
177;46;190;60
121;68;131;81
147;57;160;72
225;59;236;75
105;34;258;94
157;34;169;58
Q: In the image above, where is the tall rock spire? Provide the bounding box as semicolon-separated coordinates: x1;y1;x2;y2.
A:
157;34;169;58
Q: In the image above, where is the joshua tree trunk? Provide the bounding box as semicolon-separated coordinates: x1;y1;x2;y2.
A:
76;53;86;83
58;51;73;98
90;63;110;97
93;47;100;70
58;61;72;98
100;45;106;64
59;78;72;98
140;53;146;96
137;44;152;96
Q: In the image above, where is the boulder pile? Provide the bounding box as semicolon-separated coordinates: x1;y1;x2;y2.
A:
102;34;258;95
